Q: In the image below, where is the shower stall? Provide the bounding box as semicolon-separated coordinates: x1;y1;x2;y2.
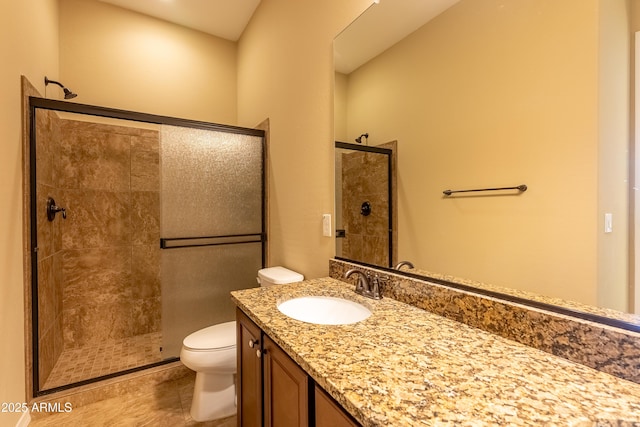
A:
28;97;265;396
334;141;396;268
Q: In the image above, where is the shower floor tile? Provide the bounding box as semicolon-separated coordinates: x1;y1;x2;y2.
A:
43;332;164;390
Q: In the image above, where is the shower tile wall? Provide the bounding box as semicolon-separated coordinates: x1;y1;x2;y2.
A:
341;150;390;266
36;113;162;388
56;119;161;348
35;109;64;385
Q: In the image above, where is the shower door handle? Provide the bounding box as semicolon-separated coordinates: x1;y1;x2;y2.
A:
46;197;67;221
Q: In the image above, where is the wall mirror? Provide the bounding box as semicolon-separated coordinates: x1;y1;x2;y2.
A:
29;97;265;395
334;0;640;328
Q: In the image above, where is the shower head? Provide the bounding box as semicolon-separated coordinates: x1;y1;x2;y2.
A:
355;133;369;144
44;76;78;100
63;88;78;100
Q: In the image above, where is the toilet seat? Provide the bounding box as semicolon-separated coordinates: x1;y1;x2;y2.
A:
183;321;236;351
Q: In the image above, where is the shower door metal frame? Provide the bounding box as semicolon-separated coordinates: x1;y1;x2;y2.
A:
28;96;267;397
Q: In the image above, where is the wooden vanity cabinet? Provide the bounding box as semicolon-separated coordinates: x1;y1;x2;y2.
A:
262;335;309;426
315;385;360;427
237;308;263;427
236;307;361;427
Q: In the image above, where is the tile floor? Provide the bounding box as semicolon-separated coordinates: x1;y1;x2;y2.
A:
43;333;163;390
30;372;236;427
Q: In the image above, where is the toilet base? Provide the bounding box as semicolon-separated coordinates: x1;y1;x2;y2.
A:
190;372;236;422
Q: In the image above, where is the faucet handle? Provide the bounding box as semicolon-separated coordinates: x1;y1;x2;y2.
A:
370;274;384;300
46;197;67;221
357;272;370;294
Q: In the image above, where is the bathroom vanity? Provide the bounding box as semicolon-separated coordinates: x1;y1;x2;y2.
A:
232;277;640;426
237;308;359;426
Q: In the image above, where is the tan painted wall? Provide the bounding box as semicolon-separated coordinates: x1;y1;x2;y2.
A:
334;72;349;142
237;0;372;279
58;0;238;124
340;0;609;306
0;1;59;424
597;0;630;311
633;1;640;314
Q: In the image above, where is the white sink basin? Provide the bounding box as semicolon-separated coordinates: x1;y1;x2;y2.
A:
277;296;371;325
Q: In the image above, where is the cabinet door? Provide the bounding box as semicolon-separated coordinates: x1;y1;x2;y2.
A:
237;308;263;427
315;385;361;427
263;335;309;427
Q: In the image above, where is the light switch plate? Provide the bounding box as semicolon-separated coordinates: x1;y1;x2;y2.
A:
322;214;332;237
604;213;613;233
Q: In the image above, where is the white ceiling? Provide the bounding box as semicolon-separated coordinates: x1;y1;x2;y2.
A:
96;0;261;41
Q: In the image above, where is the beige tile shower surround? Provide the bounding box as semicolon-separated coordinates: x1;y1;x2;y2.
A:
340;149;390;266
338;141;398;268
330;259;640;385
34;108;65;388
55;118;161;348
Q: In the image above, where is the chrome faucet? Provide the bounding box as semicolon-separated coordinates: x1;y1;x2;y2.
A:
344;269;384;300
394;260;414;270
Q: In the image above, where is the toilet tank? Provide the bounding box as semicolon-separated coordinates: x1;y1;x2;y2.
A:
257;266;304;287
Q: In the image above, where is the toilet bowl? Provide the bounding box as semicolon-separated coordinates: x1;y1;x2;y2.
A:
180;266;303;422
180;321;237;422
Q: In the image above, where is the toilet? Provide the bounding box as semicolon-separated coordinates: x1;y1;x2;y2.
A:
180;266;304;422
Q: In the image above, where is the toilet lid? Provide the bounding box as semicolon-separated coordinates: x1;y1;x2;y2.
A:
258;266;304;284
183;321;236;350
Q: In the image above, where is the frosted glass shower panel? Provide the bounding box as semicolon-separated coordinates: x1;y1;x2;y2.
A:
161;243;262;357
160;126;263;237
159;124;265;357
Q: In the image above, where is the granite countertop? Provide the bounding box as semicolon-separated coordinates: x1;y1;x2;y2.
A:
402;267;640;327
231;277;640;426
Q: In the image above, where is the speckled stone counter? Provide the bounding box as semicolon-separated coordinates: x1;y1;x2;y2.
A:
330;259;640;385
231;278;640;426
395;266;640;327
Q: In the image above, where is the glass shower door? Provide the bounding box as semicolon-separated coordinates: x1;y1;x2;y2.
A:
29;97;265;396
159;126;265;358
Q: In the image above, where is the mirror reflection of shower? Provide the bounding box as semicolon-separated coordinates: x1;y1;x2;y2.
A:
335;141;396;268
44;76;78;100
